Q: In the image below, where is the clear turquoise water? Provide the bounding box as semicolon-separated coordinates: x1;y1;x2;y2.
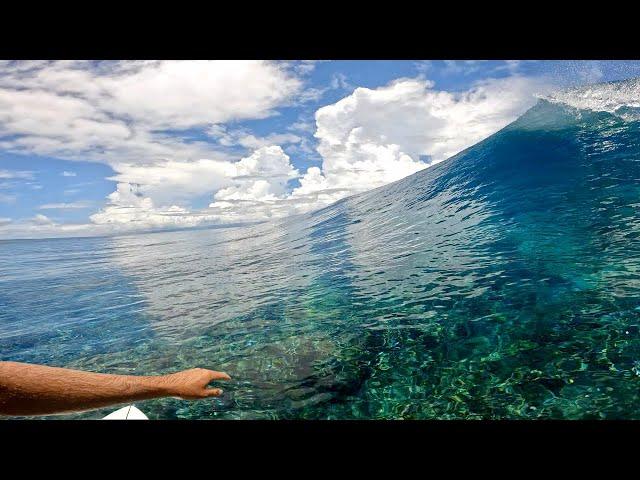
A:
2;97;640;419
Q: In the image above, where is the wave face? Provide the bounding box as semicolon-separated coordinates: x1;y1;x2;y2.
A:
2;80;640;419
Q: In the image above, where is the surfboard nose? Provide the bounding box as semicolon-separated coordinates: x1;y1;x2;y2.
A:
102;405;148;420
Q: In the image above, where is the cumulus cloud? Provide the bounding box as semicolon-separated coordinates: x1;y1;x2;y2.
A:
62;171;76;177
90;146;300;229
0;61;306;235
0;62;550;238
107;159;236;206
89;183;217;229
202;75;549;227
206;146;301;222
0;60;302;167
315;76;546;170
287;75;550;212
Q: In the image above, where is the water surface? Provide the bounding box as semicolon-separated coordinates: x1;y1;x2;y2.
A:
2;88;640;419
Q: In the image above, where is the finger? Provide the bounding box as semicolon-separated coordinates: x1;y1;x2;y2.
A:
202;388;223;397
205;370;232;381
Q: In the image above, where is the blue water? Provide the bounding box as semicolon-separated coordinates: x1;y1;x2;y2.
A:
2;85;640;419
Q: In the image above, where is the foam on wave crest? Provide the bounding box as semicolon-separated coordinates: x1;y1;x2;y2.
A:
544;77;640;120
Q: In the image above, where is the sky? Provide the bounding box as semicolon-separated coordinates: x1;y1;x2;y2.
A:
1;60;640;239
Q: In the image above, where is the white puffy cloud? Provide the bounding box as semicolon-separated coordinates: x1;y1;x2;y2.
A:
89;183;218;230
108;159;236;206
0;61;302;167
98;61;300;129
0;64;551;238
286;75;549;213
288;166;351;210
88;146;300;230
202;75;549;226
0;61;301;139
205;146;300;223
0;61;306;235
232;145;299;184
315;76;546;171
62;171;76;177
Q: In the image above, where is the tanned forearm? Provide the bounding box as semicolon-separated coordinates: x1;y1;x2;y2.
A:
0;361;230;416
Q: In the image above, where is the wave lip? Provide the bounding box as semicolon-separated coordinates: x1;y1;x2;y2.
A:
543;77;640;120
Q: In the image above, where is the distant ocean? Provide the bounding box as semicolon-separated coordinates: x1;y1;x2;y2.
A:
2;79;640;419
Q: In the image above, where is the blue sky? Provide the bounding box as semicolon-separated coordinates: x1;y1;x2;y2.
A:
1;60;639;238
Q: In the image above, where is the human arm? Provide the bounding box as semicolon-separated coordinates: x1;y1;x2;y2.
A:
0;361;231;416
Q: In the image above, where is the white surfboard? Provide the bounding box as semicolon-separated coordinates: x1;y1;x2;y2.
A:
102;404;148;420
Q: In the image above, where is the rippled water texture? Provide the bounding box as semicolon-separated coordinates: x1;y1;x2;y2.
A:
2;90;640;419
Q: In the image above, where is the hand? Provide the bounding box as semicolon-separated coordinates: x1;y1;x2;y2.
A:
162;368;231;400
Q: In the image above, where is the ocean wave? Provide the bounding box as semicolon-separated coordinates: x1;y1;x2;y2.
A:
3;77;640;419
